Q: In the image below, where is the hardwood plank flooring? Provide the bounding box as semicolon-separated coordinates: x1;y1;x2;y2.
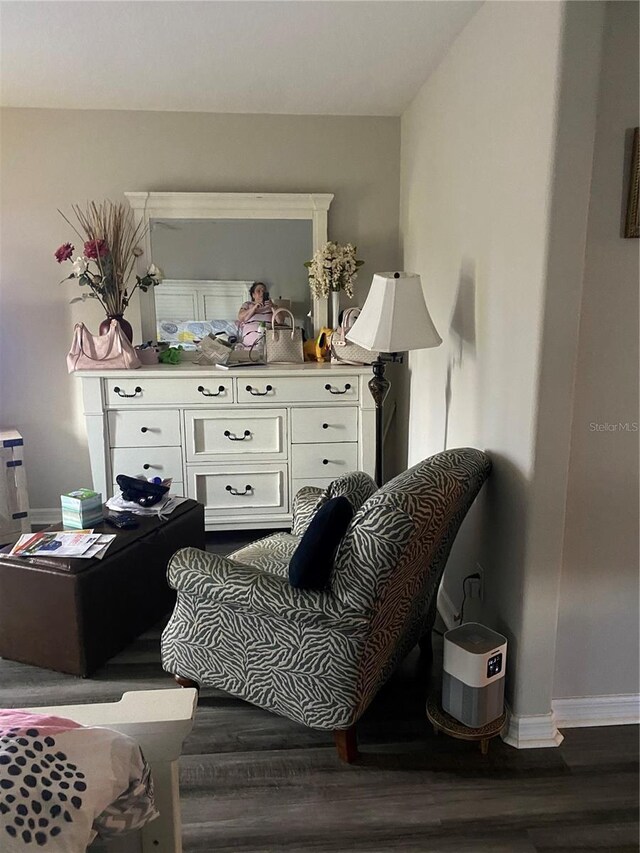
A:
1;627;636;852
0;529;637;851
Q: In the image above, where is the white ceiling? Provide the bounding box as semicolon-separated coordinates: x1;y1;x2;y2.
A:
0;1;481;116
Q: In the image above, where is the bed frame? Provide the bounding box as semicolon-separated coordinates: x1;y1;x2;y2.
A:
155;279;252;325
26;688;197;853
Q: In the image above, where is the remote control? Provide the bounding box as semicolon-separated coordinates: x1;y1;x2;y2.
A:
105;513;139;530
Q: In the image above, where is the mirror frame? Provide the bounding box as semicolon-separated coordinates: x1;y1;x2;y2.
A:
125;191;334;341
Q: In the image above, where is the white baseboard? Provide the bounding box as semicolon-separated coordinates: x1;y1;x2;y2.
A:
437;584;458;629
501;694;640;749
30;508;61;526
552;694;640;728
502;709;564;749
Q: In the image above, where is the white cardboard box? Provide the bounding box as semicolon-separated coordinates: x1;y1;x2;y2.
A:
0;428;30;539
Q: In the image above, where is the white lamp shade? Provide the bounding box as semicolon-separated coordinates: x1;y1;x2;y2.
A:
346;272;442;353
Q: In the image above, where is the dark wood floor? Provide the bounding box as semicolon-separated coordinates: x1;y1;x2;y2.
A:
0;531;638;852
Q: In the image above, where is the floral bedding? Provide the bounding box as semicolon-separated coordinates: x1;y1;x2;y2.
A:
0;710;157;851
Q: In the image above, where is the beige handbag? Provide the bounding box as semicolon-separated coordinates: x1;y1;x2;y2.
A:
265;308;304;364
331;307;378;365
67;320;141;373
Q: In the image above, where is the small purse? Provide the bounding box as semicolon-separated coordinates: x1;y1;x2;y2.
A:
265;308;304;364
193;333;234;366
331;307;378;365
67;320;141;373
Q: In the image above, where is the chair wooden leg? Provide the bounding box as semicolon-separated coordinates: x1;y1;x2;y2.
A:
334;725;358;763
174;674;200;691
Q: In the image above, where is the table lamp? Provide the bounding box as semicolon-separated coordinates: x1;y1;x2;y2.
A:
347;271;442;485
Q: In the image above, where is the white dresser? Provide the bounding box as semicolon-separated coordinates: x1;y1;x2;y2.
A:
76;363;375;530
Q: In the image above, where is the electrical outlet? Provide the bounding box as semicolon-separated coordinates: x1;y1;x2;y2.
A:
469;563;484;601
468;578;481;599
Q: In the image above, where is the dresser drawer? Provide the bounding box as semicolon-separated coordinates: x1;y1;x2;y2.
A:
291;407;358;444
292;477;333;495
236;375;359;405
111;446;183;481
184;409;286;462
105;378;233;407
291;443;358;480
187;464;288;517
108;409;181;447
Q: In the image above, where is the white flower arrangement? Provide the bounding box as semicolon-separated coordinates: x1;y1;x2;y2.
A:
304;241;364;299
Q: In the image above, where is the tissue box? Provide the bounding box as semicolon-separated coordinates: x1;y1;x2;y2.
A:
61;488;103;528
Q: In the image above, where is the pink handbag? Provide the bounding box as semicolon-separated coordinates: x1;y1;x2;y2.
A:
67;320;141;373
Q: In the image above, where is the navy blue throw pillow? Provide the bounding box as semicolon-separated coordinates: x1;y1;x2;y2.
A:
289;496;354;590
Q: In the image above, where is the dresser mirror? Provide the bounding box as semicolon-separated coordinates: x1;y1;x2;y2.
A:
126;192;333;342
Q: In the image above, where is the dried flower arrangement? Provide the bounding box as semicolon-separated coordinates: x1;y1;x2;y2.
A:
55;200;162;317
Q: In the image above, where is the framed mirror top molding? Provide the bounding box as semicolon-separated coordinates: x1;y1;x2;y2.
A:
125;191;334;341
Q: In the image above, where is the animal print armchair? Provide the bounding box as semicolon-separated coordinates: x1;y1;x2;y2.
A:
161;448;491;762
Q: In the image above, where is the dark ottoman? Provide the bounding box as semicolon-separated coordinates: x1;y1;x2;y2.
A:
0;499;204;676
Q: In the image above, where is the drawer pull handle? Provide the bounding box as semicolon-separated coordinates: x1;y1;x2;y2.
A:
113;386;142;398
143;463;152;470
246;384;273;396
198;385;226;397
322;459;329;465
223;429;251;441
322;423;329;429
325;383;351;395
140;427;149;433
225;484;253;496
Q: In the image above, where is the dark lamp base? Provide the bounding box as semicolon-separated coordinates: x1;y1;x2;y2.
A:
369;358;390;487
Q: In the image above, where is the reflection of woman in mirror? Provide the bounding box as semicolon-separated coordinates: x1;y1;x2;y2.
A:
237;282;275;347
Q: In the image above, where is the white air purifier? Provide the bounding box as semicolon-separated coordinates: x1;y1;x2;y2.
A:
442;622;507;728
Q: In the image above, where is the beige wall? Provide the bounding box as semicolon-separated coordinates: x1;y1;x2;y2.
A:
0;110;400;509
400;0;606;717
554;1;639;699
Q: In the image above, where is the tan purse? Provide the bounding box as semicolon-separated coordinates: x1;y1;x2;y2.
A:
67;320;141;373
265;308;304;364
331;307;378;365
